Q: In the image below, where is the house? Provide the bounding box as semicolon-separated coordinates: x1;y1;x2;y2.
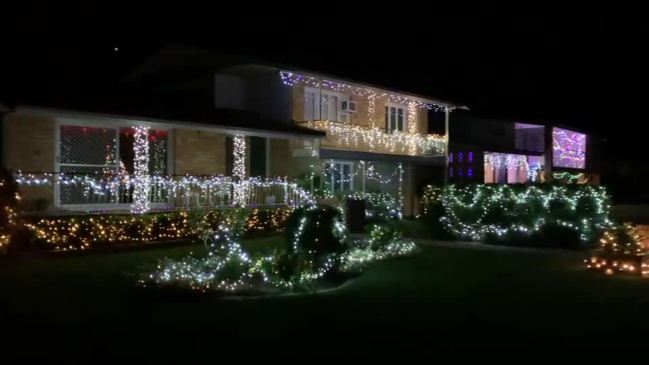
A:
447;110;600;185
1;47;464;217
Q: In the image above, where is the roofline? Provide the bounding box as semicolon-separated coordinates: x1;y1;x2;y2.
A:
12;106;325;140
277;68;468;110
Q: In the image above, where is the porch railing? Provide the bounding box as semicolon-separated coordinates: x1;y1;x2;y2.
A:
14;172;314;210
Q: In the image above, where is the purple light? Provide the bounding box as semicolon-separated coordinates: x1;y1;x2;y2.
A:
449;152;454;163
552;127;586;169
468;168;473;177
468;152;473;163
458;152;464;163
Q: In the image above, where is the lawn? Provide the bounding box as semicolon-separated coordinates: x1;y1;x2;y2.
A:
2;235;649;353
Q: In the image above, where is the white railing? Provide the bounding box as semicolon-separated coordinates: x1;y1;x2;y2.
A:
14;172;315;211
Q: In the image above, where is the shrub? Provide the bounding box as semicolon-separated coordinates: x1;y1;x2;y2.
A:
422;183;613;247
419;185;455;240
284;205;346;257
0;168;21;251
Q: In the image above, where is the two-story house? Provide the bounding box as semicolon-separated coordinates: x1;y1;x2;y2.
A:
1;47;463;217
447;110;600;185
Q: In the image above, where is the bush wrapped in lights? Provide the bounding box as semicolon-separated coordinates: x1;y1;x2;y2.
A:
138;205;419;295
345;192;401;222
422;183;612;247
139;218;268;292
586;223;649;277
0;168;21;252
26;207;293;251
341;223;418;272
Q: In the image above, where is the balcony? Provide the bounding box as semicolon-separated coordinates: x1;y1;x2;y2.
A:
300;120;447;157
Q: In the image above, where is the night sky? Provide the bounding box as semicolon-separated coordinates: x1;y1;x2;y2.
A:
1;11;647;200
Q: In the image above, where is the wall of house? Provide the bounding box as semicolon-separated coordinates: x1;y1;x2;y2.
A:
174;129;227;175
215;65;293;122
291;85;429;133
3;112;56;210
268;138;318;179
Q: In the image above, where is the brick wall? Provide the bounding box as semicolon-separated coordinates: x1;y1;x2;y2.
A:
174;129;227;175
3;113;56;210
291;85;429;132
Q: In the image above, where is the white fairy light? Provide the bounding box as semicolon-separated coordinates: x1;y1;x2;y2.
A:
232;134;247;207
303;120;446;156
131;126;150;214
279;71;448;111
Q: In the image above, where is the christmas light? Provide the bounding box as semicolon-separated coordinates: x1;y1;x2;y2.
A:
484;152;528;169
131;126;150;214
434;184;612;242
586;223;649;277
25;208;293;251
14;172;315;209
232;134;247;207
345;192;401;220
302;120;446;156
279;71;448;111
553;127;586;169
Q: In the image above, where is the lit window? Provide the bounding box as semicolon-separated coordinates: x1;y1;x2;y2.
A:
468;168;473;178
385;104;405;132
468;152;473;163
58;125;169;206
449;152;454;163
327;161;354;193
458;152;464;163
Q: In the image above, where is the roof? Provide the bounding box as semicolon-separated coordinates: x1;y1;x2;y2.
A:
11;102;325;139
2;45;464;135
124;45;467;109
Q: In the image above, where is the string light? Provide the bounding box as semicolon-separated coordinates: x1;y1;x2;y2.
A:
398;163;404;215
25;208;293;251
345;192;401;220
553;128;586;169
232;134;247;207
131;126;150;214
553;171;587;184
279;71;448;111
407;102;417;155
484;152;529;169
435;184;612;242
302;120;446;156
586;223;648;277
341;224;417;272
14;172;315;210
367;93;376;129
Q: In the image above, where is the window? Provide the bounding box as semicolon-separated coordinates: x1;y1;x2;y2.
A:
304;88;318;120
327;161;354;193
320;92;338;121
385;104;405;132
304;87;348;122
552;127;586;169
58;124;169;206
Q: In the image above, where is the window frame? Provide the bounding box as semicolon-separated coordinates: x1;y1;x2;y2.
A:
384;103;407;132
328;160;355;193
303;87;350;122
54;117;173;211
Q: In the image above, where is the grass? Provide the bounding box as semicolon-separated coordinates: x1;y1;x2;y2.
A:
2;234;649;354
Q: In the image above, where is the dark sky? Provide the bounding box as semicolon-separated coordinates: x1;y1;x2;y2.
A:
1;10;646;166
